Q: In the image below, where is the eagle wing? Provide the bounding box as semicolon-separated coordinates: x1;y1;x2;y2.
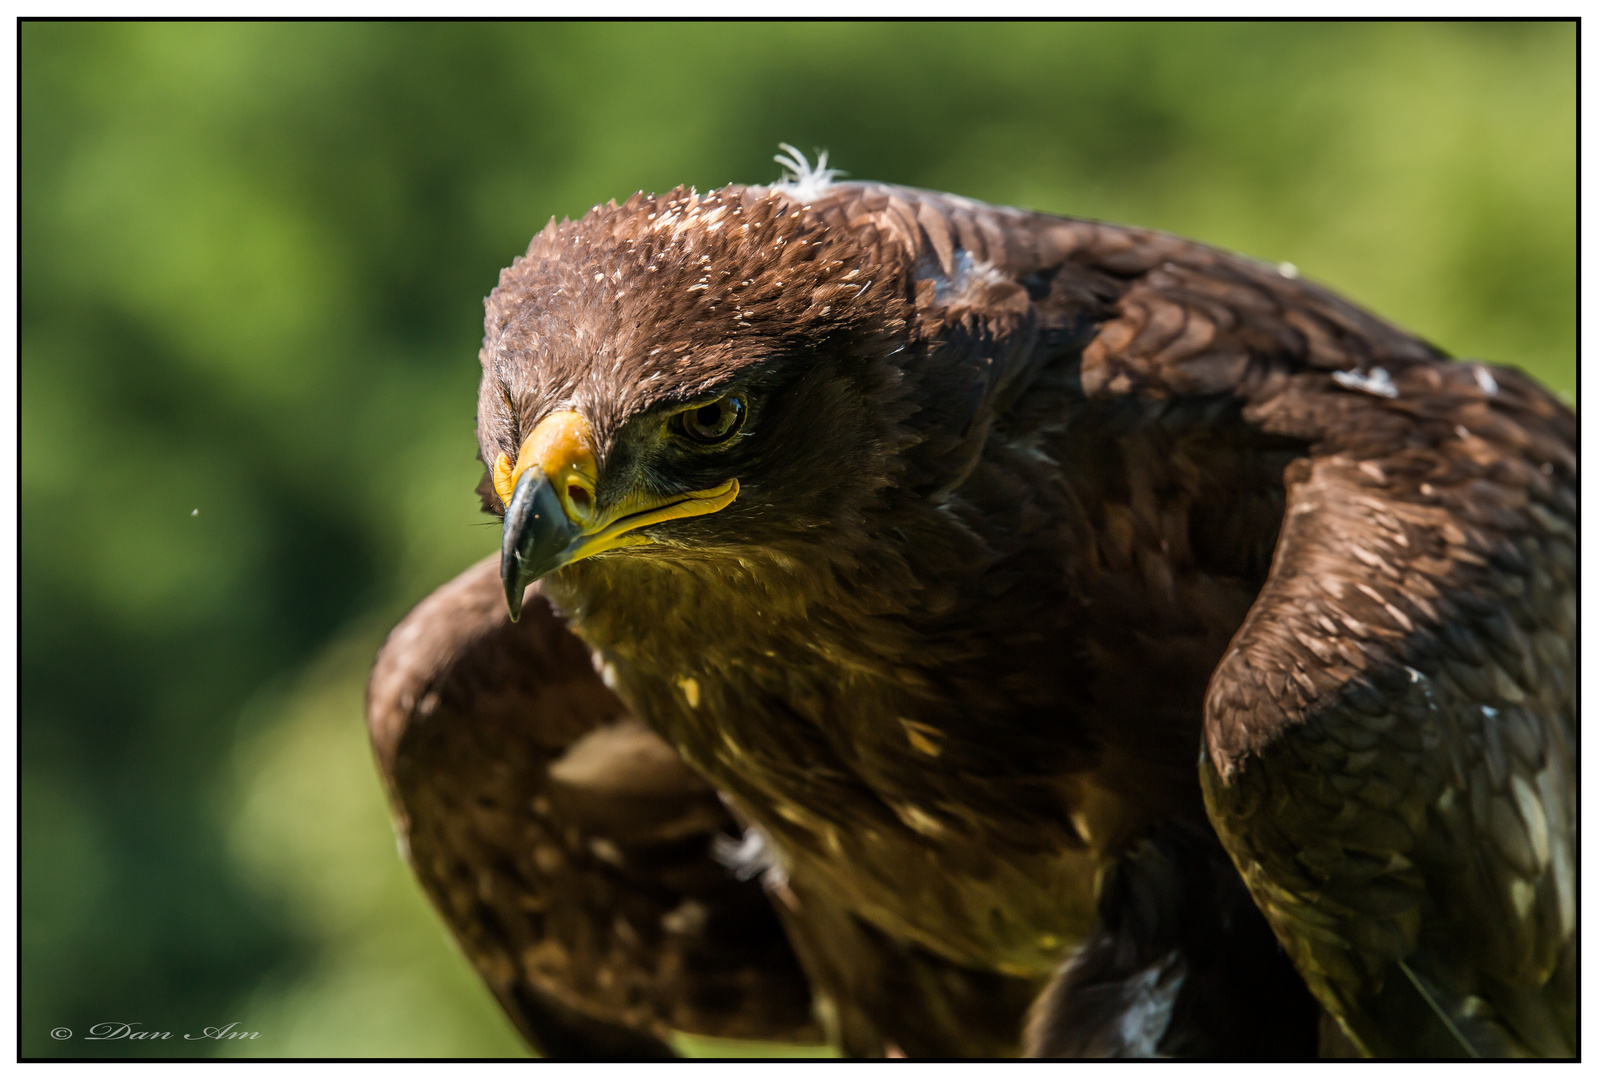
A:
801;183;1577;1056
365;554;818;1056
1051;210;1577;1057
1196;363;1578;1058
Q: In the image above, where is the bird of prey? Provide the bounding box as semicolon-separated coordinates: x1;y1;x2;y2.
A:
366;148;1577;1059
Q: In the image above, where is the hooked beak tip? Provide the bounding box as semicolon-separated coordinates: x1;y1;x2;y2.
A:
503;571;524;622
500;465;580;619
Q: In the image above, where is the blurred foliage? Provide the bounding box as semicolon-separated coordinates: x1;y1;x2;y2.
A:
20;20;1573;1059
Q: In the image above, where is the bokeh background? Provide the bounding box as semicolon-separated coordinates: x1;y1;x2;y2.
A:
20;21;1575;1059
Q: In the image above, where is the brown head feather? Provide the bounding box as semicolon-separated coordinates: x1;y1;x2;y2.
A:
478;185;914;483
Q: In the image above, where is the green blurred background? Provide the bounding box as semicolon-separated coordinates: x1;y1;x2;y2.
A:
20;21;1574;1059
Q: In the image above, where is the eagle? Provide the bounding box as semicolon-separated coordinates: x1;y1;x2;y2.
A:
365;149;1577;1059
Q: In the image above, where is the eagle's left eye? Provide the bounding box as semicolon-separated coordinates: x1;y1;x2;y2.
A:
673;395;746;445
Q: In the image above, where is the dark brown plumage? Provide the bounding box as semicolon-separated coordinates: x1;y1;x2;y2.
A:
366;158;1576;1058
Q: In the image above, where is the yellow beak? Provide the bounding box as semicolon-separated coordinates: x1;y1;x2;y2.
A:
497;410;739;619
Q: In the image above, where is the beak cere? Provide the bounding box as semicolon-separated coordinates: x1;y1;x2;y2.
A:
496;409;742;620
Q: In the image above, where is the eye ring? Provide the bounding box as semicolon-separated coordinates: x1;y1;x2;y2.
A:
671;395;747;445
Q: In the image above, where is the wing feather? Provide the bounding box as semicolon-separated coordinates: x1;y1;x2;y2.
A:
366;555;819;1055
1194;377;1576;1056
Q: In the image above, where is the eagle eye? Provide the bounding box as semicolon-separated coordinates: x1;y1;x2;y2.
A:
672;395;746;445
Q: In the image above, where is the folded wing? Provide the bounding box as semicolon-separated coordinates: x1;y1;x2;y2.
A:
366;555;818;1056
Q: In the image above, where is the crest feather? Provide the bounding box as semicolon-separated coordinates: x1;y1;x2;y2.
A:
773;143;844;201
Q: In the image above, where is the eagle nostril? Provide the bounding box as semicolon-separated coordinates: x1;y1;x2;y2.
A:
566;480;593;518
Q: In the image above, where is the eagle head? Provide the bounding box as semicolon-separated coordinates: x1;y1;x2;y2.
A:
477;181;937;619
